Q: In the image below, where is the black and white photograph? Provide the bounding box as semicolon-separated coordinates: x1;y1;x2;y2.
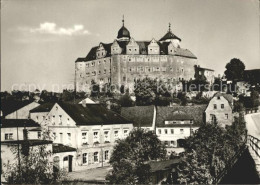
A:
1;0;260;184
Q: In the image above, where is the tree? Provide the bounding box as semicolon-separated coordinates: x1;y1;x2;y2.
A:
176;117;246;184
134;78;172;106
3;143;66;184
177;92;187;106
106;128;166;184
224;58;245;82
90;80;100;97
119;93;134;107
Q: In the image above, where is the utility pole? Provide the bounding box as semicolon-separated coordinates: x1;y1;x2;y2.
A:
101;123;104;167
16;111;21;179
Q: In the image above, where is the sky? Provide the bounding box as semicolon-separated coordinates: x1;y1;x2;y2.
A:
1;0;259;92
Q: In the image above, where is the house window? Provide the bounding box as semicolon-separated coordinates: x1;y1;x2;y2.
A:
98;71;101;75
214;104;217;109
91;62;95;67
67;133;71;144
164;129;168;134
164;141;168;146
217;96;220;100
67;118;70;125
210;114;215;121
37;131;41;139
86;63;89;68
98;61;101;65
221;104;224;109
123;129;128;137
180;129;184;134
82;132;88;144
60;133;63;143
104;150;109;161
158;129;161;134
82;153;88;164
5;133;13;140
59;115;62;125
52;115;55;124
123;76;126;82
225;114;229;119
190;120;193;124
170;141;175;146
104;131;110;142
104;69;106;74
94;152;99;162
53;132;56;140
171;129;174;134
114;130;119;140
93;131;99;143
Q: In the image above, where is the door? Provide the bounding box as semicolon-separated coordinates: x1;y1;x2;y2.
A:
68;155;73;172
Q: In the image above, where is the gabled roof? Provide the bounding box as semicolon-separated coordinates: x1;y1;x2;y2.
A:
159;30;181;42
57;102;131;125
1;118;40;128
156;105;207;127
30;102;55;113
120;106;155;127
1;100;35;116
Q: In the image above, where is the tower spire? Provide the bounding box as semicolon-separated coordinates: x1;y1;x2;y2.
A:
168;22;171;32
122;15;124;26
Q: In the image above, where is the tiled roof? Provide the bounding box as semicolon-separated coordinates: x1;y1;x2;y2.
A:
53;143;76;153
165;110;194;120
82;41;196;62
58;102;131;125
1;118;40;128
1;100;34;116
121;106;155;127
159;31;181;42
156;105;207;127
30;102;55;113
1;139;52;146
148;158;181;172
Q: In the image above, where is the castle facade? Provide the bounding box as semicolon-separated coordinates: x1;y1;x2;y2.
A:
75;19;211;93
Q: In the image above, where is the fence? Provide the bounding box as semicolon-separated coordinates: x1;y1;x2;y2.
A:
247;135;260;158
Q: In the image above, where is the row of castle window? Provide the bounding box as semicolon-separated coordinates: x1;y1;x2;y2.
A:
85;59;111;68
82;67;184;77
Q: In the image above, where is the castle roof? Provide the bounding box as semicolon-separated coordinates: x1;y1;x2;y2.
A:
117;26;130;39
159;30;181;42
81;41;196;62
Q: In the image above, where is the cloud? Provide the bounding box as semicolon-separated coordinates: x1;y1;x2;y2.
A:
24;22;91;36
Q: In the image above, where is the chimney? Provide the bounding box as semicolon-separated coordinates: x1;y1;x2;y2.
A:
82;99;86;107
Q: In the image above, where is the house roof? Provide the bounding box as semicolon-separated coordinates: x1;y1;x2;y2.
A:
120;106;155;127
214;92;233;105
1;139;52;146
58;102;131;125
196;66;214;71
81;40;197;62
148;158;181;173
53;143;76;153
1;118;40;128
30;102;55;113
156;105;207;127
1;100;35;116
166;110;194;120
